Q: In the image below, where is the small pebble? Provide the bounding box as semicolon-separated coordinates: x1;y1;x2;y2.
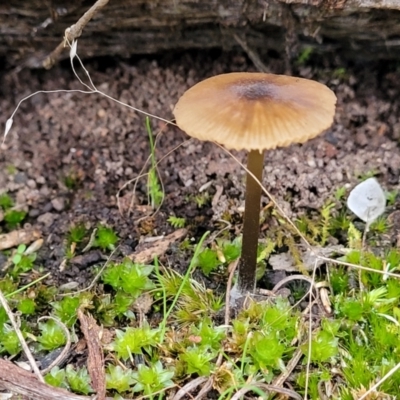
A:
27;179;37;189
29;209;40;217
51;197;65;212
37;212;56;227
14;172;27;184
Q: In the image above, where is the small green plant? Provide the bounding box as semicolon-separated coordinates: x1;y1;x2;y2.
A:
386;189;398;206
12;244;27;265
106;364;135;392
297;370;327;400
4;209;27;228
221;239;242;263
330;267;350;294
146;117;164;208
194;193;210;208
11;244;37;275
369;215;391;234
45;367;68;389
180;346;216;376
296;46;313;65
37;319;67;351
102;258;155;297
113;291;135;317
64;172;80;190
196;248;220;276
320;202;335;245
190;319;226;350
94;225;118;250
17;297;36;315
358;169;379;181
301;319;340;362
68;224;87;244
249;331;286;371
0;193;13;209
196;240;242;276
51;296;82;327
347;223;362;249
6;165;17;175
65;365;93;395
330;209;351;234
332;67;348;80
239;299;299;374
261;298;298;336
112;325;159;360
0;276;17;296
132;361;174;395
295;202;336;245
156;262;224;327
167;216;186;228
334;186;347;201
0;324;21;355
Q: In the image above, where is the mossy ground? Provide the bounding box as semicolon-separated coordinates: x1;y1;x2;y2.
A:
1;174;400;399
0;50;400;399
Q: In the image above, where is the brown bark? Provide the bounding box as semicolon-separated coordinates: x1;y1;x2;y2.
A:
0;358;94;400
1;0;400;69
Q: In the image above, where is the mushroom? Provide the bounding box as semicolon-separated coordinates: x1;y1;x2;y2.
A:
173;72;336;293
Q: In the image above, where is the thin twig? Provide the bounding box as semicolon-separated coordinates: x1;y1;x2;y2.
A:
38;316;71;375
358;361;400;400
233;34;270;73
43;0;109;69
271;274;317;295
0;290;43;382
59;246;118;297
193;379;214;400
171;377;208;400
117;132;186;218
6;273;50;298
81;228;97;253
317;255;400;279
134;385;178;400
272;348;303;387
230;382;302;400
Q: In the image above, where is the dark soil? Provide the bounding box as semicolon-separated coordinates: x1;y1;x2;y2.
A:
0;50;399;288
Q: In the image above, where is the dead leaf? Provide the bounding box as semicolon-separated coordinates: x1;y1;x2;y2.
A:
133;292;153;316
269;245;346;272
269;253;296;272
129;228;187;264
211;185;224;209
0;229;41;251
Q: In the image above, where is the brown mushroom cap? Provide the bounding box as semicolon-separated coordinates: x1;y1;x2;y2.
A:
173;72;337;151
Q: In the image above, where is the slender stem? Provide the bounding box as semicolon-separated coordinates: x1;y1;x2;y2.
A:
238;149;265;293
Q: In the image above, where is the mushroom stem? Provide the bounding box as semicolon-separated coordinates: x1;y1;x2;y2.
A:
238;149;265;293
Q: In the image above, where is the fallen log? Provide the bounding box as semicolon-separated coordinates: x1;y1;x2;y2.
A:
1;0;400;69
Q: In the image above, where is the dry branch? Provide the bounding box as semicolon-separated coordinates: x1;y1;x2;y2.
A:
0;290;43;382
77;309;106;400
0;359;93;400
43;0;109;69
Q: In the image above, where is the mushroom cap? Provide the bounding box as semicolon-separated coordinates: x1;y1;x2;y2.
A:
173;72;337;151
